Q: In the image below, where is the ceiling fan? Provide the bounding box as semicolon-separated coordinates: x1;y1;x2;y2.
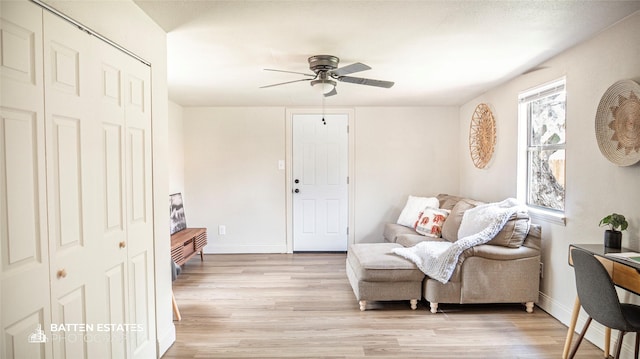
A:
260;55;394;97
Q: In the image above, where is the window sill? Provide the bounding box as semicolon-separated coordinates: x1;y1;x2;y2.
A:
528;207;566;226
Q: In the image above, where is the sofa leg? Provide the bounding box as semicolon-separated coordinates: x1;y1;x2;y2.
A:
525;302;534;313
430;302;438;313
359;300;367;311
410;299;418;310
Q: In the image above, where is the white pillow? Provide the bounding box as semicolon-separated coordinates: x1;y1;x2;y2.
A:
415;207;450;237
458;198;522;239
396;196;440;228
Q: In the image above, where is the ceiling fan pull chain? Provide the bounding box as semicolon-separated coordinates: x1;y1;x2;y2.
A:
322;95;327;125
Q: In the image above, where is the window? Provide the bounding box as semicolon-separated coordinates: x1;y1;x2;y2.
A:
518;78;566;214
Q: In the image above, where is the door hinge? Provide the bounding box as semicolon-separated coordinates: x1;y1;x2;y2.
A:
347;125;349;133
346;227;349;235
347;176;349;184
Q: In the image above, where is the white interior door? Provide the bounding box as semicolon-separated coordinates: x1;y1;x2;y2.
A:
95;36;156;359
0;3;52;358
122;48;156;359
292;114;348;251
43;11;106;358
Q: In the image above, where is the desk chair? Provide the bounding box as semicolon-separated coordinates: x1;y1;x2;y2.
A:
569;248;640;359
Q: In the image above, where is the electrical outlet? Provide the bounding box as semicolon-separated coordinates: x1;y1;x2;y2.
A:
539;262;544;278
218;225;226;235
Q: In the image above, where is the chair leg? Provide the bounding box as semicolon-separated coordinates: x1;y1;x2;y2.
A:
172;290;182;321
635;332;639;359
613;331;626;359
568;317;592;359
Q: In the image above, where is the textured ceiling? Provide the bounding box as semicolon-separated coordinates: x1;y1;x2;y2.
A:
134;0;640;107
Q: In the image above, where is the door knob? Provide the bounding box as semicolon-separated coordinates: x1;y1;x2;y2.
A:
119;241;126;248
294;189;300;193
57;269;67;279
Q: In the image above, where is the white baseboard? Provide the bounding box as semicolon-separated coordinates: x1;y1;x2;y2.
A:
204;244;288;254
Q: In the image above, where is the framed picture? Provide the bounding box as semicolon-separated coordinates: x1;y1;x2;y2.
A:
170;193;187;235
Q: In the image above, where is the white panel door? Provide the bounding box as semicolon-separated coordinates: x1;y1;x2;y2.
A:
43;11;106;358
292;114;348;251
123;51;156;359
0;2;52;359
90;21;156;359
94;37;130;359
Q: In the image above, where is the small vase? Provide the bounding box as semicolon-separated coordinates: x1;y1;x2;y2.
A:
604;230;622;249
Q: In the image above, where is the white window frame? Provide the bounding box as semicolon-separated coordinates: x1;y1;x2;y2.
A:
517;77;567;225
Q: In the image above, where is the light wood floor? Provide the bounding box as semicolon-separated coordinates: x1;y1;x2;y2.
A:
163;253;604;358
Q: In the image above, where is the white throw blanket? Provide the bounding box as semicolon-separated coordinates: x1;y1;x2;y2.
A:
392;198;525;284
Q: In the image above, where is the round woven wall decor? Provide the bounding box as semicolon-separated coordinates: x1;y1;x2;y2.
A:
469;103;496;169
595;79;640;166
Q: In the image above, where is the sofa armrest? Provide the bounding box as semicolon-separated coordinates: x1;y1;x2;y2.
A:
464;244;540;261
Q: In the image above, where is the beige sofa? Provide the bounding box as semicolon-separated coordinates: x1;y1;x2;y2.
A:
382;194;541;313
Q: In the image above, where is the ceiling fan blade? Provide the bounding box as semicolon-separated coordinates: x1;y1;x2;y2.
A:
259;78;312;88
264;68;316;77
324;87;337;97
331;62;371;76
338;76;394;88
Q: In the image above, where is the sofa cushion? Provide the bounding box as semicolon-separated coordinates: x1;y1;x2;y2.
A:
396;195;439;228
383;223;444;247
383;223;419;243
437;194;464;210
441;199;479;242
347;243;425;282
396;234;445;248
415;207;450;237
486;211;531;248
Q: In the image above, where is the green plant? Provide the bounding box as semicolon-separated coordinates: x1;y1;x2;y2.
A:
599;213;628;232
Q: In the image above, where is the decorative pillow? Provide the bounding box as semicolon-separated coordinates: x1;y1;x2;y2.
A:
487;211;531;248
458;203;504;239
458;199;526;240
441;199;478;242
437;194;463;210
396;196;440;228
415;207;450;237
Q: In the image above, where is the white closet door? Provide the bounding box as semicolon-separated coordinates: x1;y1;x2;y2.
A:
1;5;156;359
95;37;130;359
123;48;156;359
43;11;156;359
94;37;156;359
43;11;107;359
0;2;52;359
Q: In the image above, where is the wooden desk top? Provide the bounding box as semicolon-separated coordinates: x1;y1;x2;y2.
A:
569;244;640;296
569;244;640;272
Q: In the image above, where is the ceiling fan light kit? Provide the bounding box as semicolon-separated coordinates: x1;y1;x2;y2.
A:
261;55;394;97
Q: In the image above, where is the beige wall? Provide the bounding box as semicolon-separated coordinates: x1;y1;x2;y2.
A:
459;12;640;355
169;100;185;195
42;0;174;355
182;106;459;252
183;107;288;253
354;107;460;242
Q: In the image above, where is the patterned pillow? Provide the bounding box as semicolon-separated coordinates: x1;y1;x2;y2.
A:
415;207;450;237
